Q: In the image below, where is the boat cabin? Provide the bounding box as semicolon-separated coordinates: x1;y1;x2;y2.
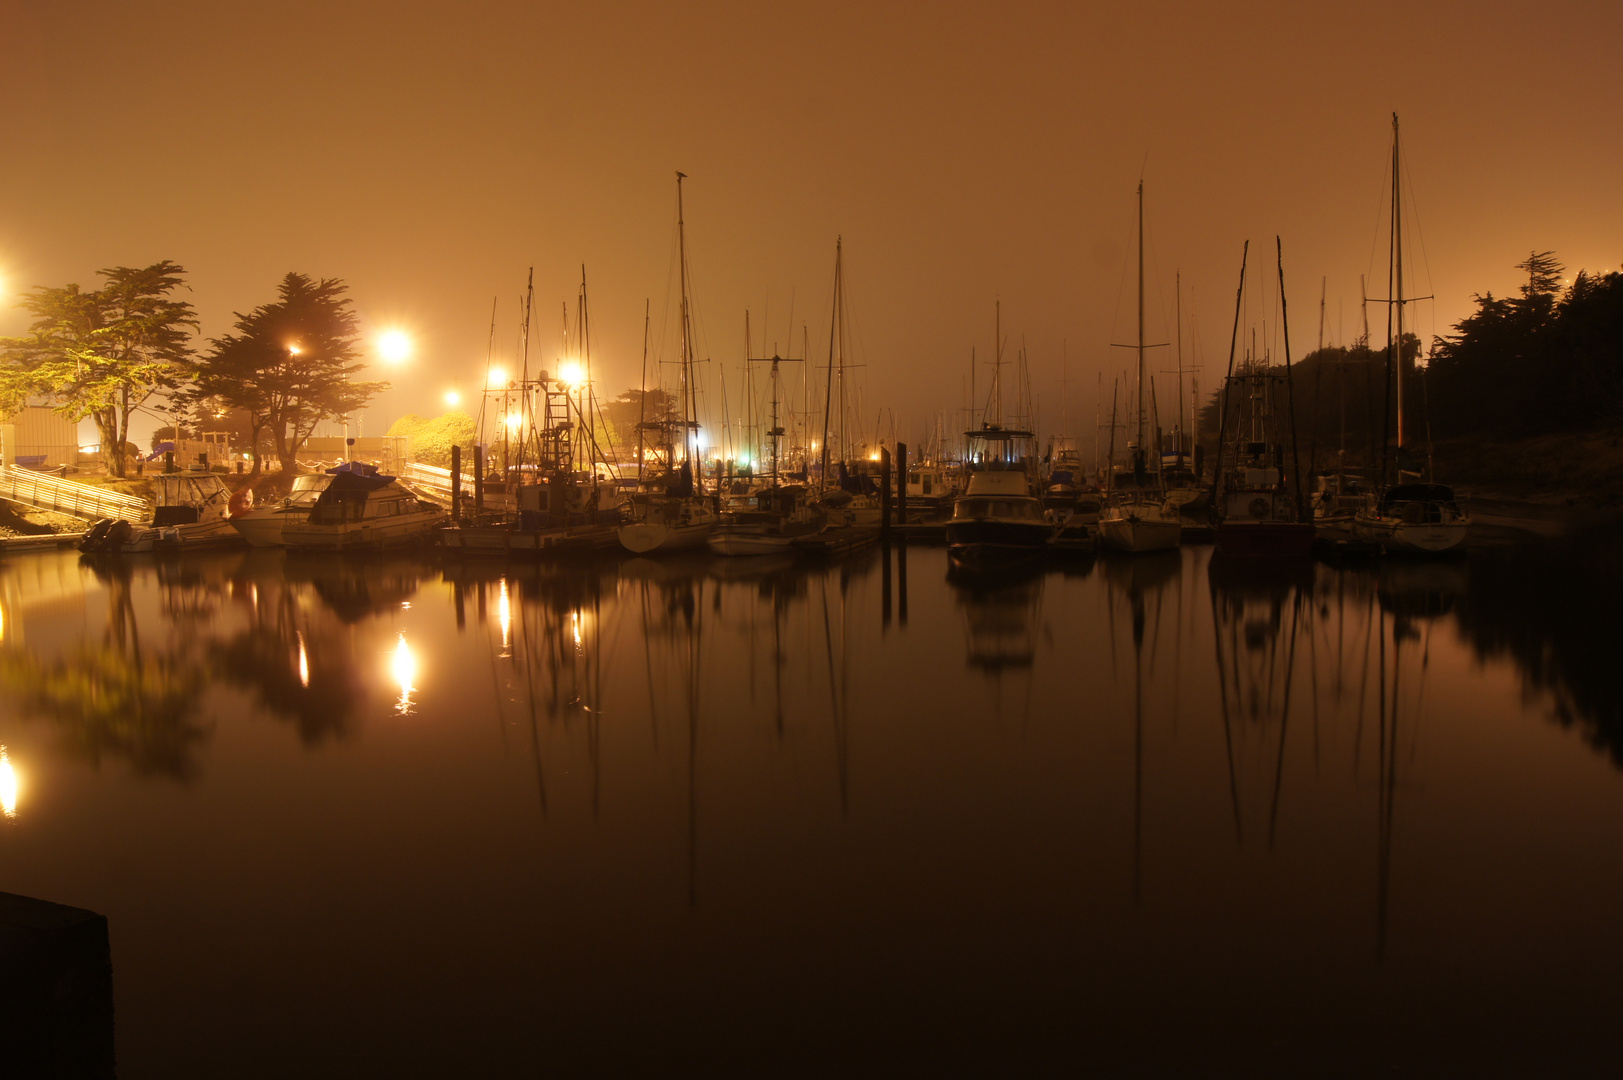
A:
151;471;233;526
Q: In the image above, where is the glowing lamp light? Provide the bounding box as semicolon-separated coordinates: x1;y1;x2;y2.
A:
443;390;461;408
487;367;508;388
378;330;413;363
287;344;302;356
557;360;585;387
504;412;524;431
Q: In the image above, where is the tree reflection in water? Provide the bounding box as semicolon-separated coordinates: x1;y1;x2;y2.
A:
1452;522;1623;767
0;558;212;781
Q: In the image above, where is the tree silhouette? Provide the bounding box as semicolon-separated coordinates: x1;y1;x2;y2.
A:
189;273;386;475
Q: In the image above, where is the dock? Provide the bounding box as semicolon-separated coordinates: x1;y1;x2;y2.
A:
0;466;149;523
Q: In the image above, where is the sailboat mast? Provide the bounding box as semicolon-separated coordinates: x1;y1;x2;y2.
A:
1136;182;1146;453
1391;113;1406;455
819;239;840;491
676;171;694;476
1174;270;1183;464
993;301;1002;424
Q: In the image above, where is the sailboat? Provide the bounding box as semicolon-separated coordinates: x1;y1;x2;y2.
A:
619;172;719;554
1352;115;1471;555
1209;239;1316;558
1097;183;1183;554
708;351;828;555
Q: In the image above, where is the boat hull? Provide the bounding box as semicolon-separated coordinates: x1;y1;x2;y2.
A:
1096;502;1182;553
229;509;295;547
1353;514;1470;554
944;518;1053;555
706;531;795;556
618;521;715;554
282;514;444;552
1214;520;1316;558
80;516;245;554
441;524;620;556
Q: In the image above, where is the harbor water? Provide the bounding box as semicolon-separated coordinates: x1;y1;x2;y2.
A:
0;532;1618;1075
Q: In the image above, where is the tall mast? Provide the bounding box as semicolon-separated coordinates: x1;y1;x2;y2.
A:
819;238;840;491
1136;181;1146;451
1391;113;1406;454
1174;270;1183;463
676;171;694;476
993;301;1002;424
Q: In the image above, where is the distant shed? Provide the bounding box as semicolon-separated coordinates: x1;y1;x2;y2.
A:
0;407;80;468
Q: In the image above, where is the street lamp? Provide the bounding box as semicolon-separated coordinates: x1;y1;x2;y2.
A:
379;330;412;364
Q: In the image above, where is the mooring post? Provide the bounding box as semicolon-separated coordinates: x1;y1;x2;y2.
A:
473;445;485;516
450;444;462;524
880;445;892;539
896;441;908;526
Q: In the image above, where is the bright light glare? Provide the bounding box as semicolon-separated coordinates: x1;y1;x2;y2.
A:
392;633;417;714
499;578;512;652
287;344;302;356
297;631;310;689
558;360;585;386
487;367;508;388
0;746;18;819
379;330;412;363
443;390;461;407
504;413;524;431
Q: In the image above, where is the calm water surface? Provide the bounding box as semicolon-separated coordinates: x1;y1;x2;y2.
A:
0;532;1619;1076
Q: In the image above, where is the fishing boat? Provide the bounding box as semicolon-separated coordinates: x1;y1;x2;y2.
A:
905;464;956;515
1353;115;1471;555
228;472;333;547
442;281;626;557
1097;182;1182;555
281;463;445;552
79;469;245;554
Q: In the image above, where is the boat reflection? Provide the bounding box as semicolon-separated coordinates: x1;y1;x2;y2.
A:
947;556;1045;673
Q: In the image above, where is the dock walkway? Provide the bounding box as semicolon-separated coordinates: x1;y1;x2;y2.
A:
0;466;150;523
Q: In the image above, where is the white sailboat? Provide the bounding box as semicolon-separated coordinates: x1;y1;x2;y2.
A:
1097;182;1182;554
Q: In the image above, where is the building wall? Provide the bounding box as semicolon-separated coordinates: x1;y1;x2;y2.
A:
0;406;81;467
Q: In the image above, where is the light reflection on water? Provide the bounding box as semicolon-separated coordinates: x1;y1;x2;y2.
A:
0;533;1619;1074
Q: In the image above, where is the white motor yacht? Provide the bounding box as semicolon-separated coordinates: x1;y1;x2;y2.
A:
229;473;334;547
281;465;446;552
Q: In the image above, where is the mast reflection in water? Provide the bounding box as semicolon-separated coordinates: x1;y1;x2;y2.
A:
0;534;1617;1074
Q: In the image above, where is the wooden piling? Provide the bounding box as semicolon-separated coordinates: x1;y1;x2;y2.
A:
473;445;485;516
880;446;892;538
896;441;908;524
450;444;462;523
